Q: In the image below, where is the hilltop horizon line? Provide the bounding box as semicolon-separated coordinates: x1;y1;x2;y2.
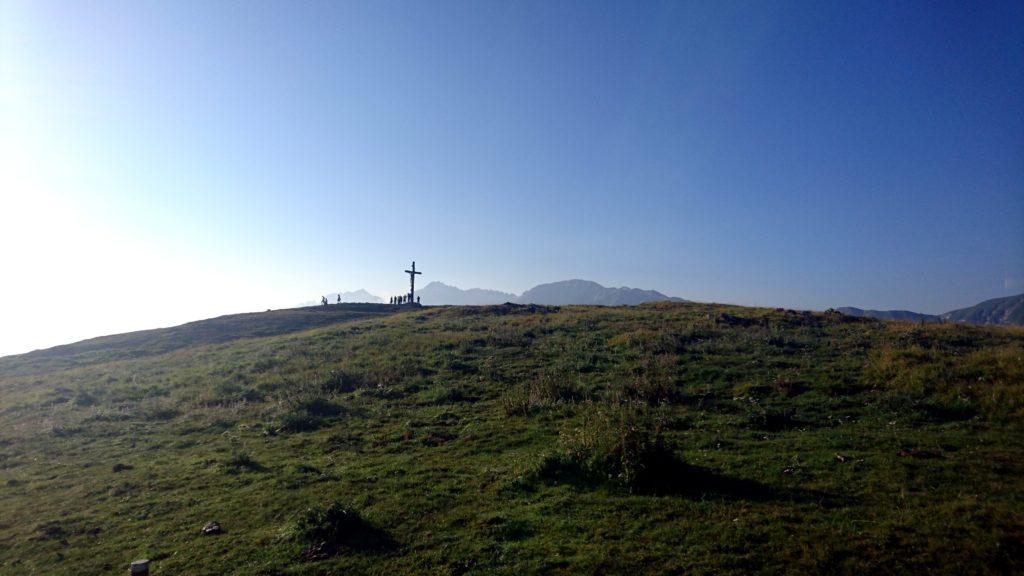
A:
311;280;1024;327
309;279;687;307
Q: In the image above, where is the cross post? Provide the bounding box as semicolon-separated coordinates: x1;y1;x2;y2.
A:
404;261;422;304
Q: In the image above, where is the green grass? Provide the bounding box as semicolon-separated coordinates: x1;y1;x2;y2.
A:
0;302;1022;575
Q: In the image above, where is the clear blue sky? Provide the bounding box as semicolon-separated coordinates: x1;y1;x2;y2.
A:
1;1;1022;354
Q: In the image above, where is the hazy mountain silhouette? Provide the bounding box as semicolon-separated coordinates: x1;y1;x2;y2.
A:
416;281;516;305
516;280;685;306
941;293;1024;325
333;289;383;303
836;307;939;323
838;293;1024;326
300;289;382;306
376;280;684;306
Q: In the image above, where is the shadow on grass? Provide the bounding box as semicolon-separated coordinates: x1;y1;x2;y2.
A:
533;456;833;503
302;523;395;559
223;451;267;473
293;501;396;560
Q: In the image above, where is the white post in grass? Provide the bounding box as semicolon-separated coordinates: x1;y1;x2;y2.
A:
130;559;150;575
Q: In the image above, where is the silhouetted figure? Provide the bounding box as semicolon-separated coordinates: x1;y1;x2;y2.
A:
416;296;420;305
321;296;328;307
337;294;341;304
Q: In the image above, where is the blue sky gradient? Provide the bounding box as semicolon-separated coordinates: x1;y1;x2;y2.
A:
1;1;1022;354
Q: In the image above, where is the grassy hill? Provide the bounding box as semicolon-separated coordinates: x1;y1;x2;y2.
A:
0;303;1022;575
0;304;398;377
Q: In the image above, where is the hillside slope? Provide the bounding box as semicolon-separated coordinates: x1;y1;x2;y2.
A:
0;303;397;376
942;293;1024;325
0;303;1022;575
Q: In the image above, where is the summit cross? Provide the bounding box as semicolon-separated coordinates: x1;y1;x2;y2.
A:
404;261;422;304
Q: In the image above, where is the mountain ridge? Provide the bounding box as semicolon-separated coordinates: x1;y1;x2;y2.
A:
516;279;686;306
309;279;686;307
941;293;1024;325
836;307;939;323
838;293;1024;326
416;281;516;305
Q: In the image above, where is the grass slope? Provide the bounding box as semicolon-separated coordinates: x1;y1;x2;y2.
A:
0;303;1022;575
0;304;399;377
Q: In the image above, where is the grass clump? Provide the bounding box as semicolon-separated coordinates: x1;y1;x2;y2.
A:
224;450;262;472
528;403;683;493
288;500;390;558
274;379;344;432
502;374;582;416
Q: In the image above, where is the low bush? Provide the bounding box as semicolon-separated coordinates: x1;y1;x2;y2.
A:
608;374;675;406
274;380;344;432
528;403;684;493
288;500;390;557
224;450;262;472
502;375;582;416
137;396;181;421
320;369;367;393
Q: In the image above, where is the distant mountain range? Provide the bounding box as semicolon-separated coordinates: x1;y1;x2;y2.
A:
836;308;939;323
839;293;1024;326
300;289;383;306
312;280;685;307
940;293;1024;325
305;283;1023;327
517;280;686;306
416;282;516;305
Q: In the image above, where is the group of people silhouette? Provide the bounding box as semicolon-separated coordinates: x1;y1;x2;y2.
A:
391;294;419;305
319;293;419;306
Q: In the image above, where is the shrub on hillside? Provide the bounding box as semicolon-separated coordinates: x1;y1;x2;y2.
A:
137;396;181;421
502;375;583;416
288;500;390;558
320;369;367;393
223;450;263;472
526;403;684;493
274;380;344;432
604;354;678;406
608;373;675;406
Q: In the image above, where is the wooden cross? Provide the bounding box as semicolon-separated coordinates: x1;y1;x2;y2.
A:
404;261;422;303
